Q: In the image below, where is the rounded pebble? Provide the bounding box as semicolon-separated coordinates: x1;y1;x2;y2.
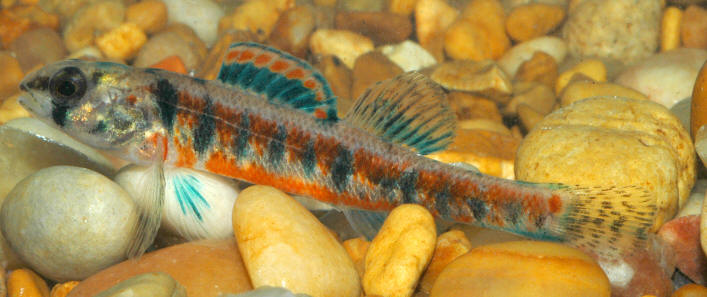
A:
515;51;559;89
444;0;509;61
562;0;661;63
505;3;566;42
67;239;251;297
661;6;682;52
691;60;707;140
8;269;49;297
95;23;147;61
672;284;707;297
218;0;291;42
498;36;567;77
8;27;66;72
162;0;223;46
125;0;167;34
418;230;472;294
133;25;207;72
267;6;316;58
429;241;610;297
233;185;360;297
309;29;374;69
560;81;648;107
50;281;79;297
414;0;459;60
334;11;412;45
555;58;607;94
681;5;707;49
94;272;185;297
380;40;437;72
0;52;23;100
1;166;136;281
351;51;402;100
363;204;436;297
431;60;512;99
616;48;707;108
62;1;126;53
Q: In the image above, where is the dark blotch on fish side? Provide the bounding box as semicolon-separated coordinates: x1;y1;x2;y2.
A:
330;144;353;193
154;79;179;134
435;183;452;219
233;111;251;159
193;96;216;156
467;197;488;221
267;124;287;167
399;169;418;204
300;139;316;176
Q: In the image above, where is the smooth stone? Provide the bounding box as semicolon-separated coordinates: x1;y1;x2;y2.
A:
616;48;707;108
223;286;313;297
560;81;648;107
418;230;472;294
233;185;360;297
661;6;682;52
95;23;147;61
62;1;125;53
334;11;412;45
447;92;503;122
380;40;437;72
682;5;707;49
515;51;559;90
115;165;240;241
429;241;610;297
505;3;566;42
658;215;705;285
363;205;436;297
562;0;661;63
516;97;695;229
1;166;136;281
7;269;49;297
313;55;353;108
351;51;402;100
67;239;252;297
336;0;384;12
125;0;168;34
161;0;223;46
690;56;707;139
414;0;459;61
267;6;316;58
504;81;555;116
133;24;208;72
498;36;567;77
218;0;293;42
672;284;707;297
0;52;23;101
94;272;185;297
555;58;607;94
431;60;512;101
309;29;374;69
444;0;509;61
342;237;369;279
8;27;66;72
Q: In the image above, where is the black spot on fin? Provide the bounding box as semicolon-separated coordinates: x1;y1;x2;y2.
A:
217;42;338;121
344;72;456;155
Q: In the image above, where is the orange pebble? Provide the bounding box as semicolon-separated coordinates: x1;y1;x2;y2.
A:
672;284;707;297
149;55;188;74
49;281;79;297
8;269;49;297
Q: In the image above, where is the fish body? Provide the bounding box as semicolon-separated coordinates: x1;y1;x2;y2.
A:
18;43;656;259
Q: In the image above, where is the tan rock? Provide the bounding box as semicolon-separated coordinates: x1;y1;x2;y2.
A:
560;81;648;107
352;51;403;100
429;241;610;297
505;3;566;42
380;40;437;72
517;103;545;131
314;55;353;113
50;282;79;297
8;269;49;297
692;60;707;140
66;239;252;297
389;0;419;15
62;1;125;53
555;58;606;94
268;6;316;58
426;129;519;179
661;6;682;52
233;185;360;297
682;5;707;49
516;97;696;229
218;0;292;41
335;11;412;45
309;29;374;69
0;52;23;101
125;0;167;34
0;94;30;124
418;230;472;293
95;23;147;61
504;81;555;116
415;0;459;58
458;119;512;136
0;5;59;49
672;284;707;297
444;0;509;61
515;50;558;90
342;237;370;279
431;60;512;101
133;24;207;72
363;204;436;297
9;27;66;73
498;36;567;77
447;92;503;122
94;272;185;297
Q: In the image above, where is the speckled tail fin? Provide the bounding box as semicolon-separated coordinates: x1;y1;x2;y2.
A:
217;42;338;121
556;185;657;259
344;72;456;155
126;162;165;258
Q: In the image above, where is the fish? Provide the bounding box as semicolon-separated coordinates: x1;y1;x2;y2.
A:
18;42;656;260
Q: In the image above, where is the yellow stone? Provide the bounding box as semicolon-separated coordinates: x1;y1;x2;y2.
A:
661;7;682;52
444;0;509;61
8;269;49;297
309;29;374;69
505;3;566;42
429;241;610;297
233;185;361;297
342;237;370;279
218;0;293;41
50;282;79;297
560;81;648;107
363;204;436;297
125;0;168;34
389;0;418;16
0;94;30;124
430;60;512;98
415;0;458;58
95;23;147;60
555;59;607;94
418;230;472;294
457;119;511;136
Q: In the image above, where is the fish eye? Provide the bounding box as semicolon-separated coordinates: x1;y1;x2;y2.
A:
49;66;87;105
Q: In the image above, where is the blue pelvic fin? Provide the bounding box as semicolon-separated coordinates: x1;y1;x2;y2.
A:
344;72;456;155
343;209;388;240
172;173;210;222
217;42;338;121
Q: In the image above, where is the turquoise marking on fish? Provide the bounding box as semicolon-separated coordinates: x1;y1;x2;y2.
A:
173;174;210;221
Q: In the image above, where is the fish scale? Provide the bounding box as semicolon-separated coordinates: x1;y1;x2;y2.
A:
17;42;657;261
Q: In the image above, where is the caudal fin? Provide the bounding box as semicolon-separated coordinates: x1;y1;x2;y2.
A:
556;185;657;259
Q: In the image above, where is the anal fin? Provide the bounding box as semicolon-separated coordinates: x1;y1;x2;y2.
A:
344;72;456;154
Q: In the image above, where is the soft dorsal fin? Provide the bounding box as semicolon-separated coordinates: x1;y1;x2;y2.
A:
218;42;338;121
344;72;456;154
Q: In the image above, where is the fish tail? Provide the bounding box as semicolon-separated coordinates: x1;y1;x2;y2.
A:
554;184;657;259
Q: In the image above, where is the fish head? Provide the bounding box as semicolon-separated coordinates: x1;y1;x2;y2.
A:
19;59;154;151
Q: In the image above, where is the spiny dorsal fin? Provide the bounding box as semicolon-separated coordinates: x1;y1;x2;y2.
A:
344;72;456;154
218;42;338;121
